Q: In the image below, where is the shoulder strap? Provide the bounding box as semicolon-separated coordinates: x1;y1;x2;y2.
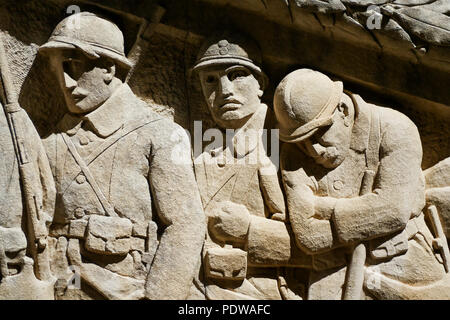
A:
366;106;381;172
360;105;381;196
85;117;162;166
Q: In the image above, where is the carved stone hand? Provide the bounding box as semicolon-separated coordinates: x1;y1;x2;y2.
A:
207;200;251;244
314;196;337;220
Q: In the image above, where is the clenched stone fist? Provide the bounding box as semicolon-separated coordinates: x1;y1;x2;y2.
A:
207;200;251;244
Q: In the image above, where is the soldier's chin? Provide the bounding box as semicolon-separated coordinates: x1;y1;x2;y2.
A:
214;110;245;126
218;108;242;120
67;99;99;114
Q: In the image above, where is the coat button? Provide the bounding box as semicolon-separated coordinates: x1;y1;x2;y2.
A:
333;180;344;191
74;207;85;218
76;174;86;184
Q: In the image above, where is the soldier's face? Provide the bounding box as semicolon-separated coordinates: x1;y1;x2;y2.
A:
299;106;353;169
52;49;116;114
199;64;263;129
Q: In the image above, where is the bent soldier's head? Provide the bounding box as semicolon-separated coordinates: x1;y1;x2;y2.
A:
39;12;132;115
274;69;355;169
193;33;268;130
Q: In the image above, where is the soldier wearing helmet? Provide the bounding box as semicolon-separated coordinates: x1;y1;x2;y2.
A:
190;32;314;300
39;12;205;300
274;68;450;299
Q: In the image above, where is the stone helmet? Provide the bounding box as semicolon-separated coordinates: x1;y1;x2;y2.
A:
192;32;267;89
39;12;132;71
274;68;343;143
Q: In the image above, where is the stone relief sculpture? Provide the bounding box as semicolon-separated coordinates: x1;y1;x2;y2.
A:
36;12;205;300
191;32;293;299
273;68;450;299
0;0;448;301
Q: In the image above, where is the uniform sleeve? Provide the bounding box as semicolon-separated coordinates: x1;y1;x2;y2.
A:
332;110;425;244
144;121;206;299
258;159;286;218
281;144;336;254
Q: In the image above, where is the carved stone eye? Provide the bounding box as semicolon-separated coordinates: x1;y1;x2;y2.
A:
205;75;216;84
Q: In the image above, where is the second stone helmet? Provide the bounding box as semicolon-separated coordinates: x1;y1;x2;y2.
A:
274;69;343;143
192;32;267;88
39;12;132;70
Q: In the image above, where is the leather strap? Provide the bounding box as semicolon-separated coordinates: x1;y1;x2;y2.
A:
62;132;118;218
62;117;161;194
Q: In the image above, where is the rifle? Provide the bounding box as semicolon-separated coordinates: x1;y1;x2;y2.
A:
428;205;450;273
0;33;52;281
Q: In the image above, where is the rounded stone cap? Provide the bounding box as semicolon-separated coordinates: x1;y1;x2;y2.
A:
274;68;343;143
39;12;132;70
192;32;263;76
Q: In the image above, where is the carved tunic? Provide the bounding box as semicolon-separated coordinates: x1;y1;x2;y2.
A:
280;94;446;299
43;84;205;299
194;104;290;299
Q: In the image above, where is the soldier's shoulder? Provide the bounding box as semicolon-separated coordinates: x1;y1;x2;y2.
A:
372;104;422;150
131;101;177;129
133;103;189;145
376;105;418;132
42;131;58;147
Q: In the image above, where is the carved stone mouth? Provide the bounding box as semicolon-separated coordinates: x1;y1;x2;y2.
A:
219;100;241;110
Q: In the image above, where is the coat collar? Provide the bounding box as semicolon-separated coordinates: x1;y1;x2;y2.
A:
57;83;136;138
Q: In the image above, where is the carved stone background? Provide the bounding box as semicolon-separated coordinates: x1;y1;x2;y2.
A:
0;0;449;301
0;0;448;169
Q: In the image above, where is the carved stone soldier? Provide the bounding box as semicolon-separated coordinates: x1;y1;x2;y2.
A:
191;33;299;299
274;68;450;299
38;12;205;300
0;33;56;299
0;101;56;299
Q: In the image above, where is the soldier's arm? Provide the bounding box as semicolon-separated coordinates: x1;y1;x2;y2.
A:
247;144;335;261
331;111;425;245
144;121;206;300
247;215;313;267
281;166;336;254
24;112;56;223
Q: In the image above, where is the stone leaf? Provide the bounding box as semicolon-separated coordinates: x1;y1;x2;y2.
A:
390;7;450;46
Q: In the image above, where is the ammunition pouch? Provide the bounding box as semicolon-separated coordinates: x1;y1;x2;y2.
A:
205;246;247;281
368;214;430;261
85;215;132;256
50;216;158;259
369;229;408;261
